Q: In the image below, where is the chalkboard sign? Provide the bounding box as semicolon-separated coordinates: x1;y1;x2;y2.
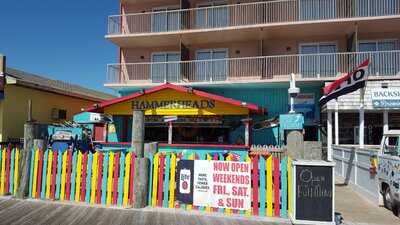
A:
293;161;334;223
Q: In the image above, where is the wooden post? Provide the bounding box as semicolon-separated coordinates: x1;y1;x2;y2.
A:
131;110;144;157
131;110;149;208
335;100;339;145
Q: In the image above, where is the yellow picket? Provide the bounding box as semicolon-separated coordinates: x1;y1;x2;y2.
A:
0;148;6;195
45;151;53;199
90;152;98;204
32;149;39;198
13;148;19;194
151;153;159;207
75;151;82;202
60;151;67;201
266;156;273;217
168;153;177;209
123;152;131;206
106;152;114;205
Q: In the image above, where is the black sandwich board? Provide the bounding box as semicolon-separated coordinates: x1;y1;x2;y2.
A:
290;160;335;225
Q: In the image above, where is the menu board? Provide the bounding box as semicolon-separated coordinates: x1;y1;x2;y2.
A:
295;165;333;222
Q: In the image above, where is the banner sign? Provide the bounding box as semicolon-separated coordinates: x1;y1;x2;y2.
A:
290;93;315;122
176;160;194;204
372;88;400;108
176;160;251;210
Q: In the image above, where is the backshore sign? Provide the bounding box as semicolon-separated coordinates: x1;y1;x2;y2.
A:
176;160;251;210
372;88;400;108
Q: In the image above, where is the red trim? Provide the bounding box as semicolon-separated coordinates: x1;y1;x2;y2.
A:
86;83;265;114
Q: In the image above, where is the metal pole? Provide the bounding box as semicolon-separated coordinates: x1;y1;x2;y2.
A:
335;100;339;145
359;88;365;148
327;110;333;161
168;121;172;144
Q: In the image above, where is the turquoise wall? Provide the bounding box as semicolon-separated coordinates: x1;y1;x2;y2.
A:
116;82;323;145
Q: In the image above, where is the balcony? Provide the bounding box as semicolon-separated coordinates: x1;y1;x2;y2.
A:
106;50;400;87
107;0;400;47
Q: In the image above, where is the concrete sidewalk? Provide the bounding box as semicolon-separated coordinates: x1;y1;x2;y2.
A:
0;197;291;225
335;182;400;225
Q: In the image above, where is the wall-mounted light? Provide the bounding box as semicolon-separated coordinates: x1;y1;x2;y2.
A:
140;56;144;60
381;83;389;88
139;89;145;94
235;50;240;54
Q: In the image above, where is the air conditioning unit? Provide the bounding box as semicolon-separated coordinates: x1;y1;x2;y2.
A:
51;108;67;120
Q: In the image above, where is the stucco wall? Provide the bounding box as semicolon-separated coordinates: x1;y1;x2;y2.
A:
0;84;97;141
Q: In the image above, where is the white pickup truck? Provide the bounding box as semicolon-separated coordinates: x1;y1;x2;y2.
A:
378;130;400;216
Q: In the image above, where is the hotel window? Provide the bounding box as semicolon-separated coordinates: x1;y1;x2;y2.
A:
299;0;336;20
196;1;229;28
358;40;399;76
355;0;397;17
299;43;337;78
196;49;228;82
152;6;180;32
151;52;181;83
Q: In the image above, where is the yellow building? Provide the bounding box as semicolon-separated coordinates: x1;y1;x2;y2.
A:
0;68;114;142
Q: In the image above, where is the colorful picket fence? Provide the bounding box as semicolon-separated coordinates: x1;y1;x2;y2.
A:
148;151;291;218
29;148;136;207
0;146;20;196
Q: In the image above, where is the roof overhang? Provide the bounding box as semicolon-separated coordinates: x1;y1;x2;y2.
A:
87;83;266;116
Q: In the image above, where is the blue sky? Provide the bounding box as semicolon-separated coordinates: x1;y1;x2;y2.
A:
0;0;119;94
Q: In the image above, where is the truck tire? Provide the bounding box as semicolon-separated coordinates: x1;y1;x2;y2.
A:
383;186;393;210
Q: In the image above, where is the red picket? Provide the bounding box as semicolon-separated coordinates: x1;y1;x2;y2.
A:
112;153;120;205
36;149;44;198
129;153;135;205
80;152;88;202
273;157;280;217
51;151;58;199
65;150;72;201
96;153;103;204
252;155;259;216
4;147;10;194
157;154;165;207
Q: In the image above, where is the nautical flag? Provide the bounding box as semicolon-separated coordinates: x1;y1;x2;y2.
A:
319;59;370;106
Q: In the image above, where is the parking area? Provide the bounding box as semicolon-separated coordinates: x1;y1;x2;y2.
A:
335;182;400;225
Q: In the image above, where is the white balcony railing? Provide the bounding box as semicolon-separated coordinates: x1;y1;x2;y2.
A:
108;0;400;35
106;51;400;85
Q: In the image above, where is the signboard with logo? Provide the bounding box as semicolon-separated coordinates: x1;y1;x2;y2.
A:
176;160;251;210
290;93;315;123
372;88;400;108
103;89;249;116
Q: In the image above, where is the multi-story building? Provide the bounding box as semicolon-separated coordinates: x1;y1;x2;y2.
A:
102;0;400;146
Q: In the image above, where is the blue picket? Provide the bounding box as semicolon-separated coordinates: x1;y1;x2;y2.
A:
162;154;170;208
28;149;35;198
55;151;62;199
41;149;49;199
117;152;125;206
101;152;109;205
70;151;78;200
85;152;93;203
9;149;15;194
280;157;288;218
148;153;154;206
259;156;266;216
